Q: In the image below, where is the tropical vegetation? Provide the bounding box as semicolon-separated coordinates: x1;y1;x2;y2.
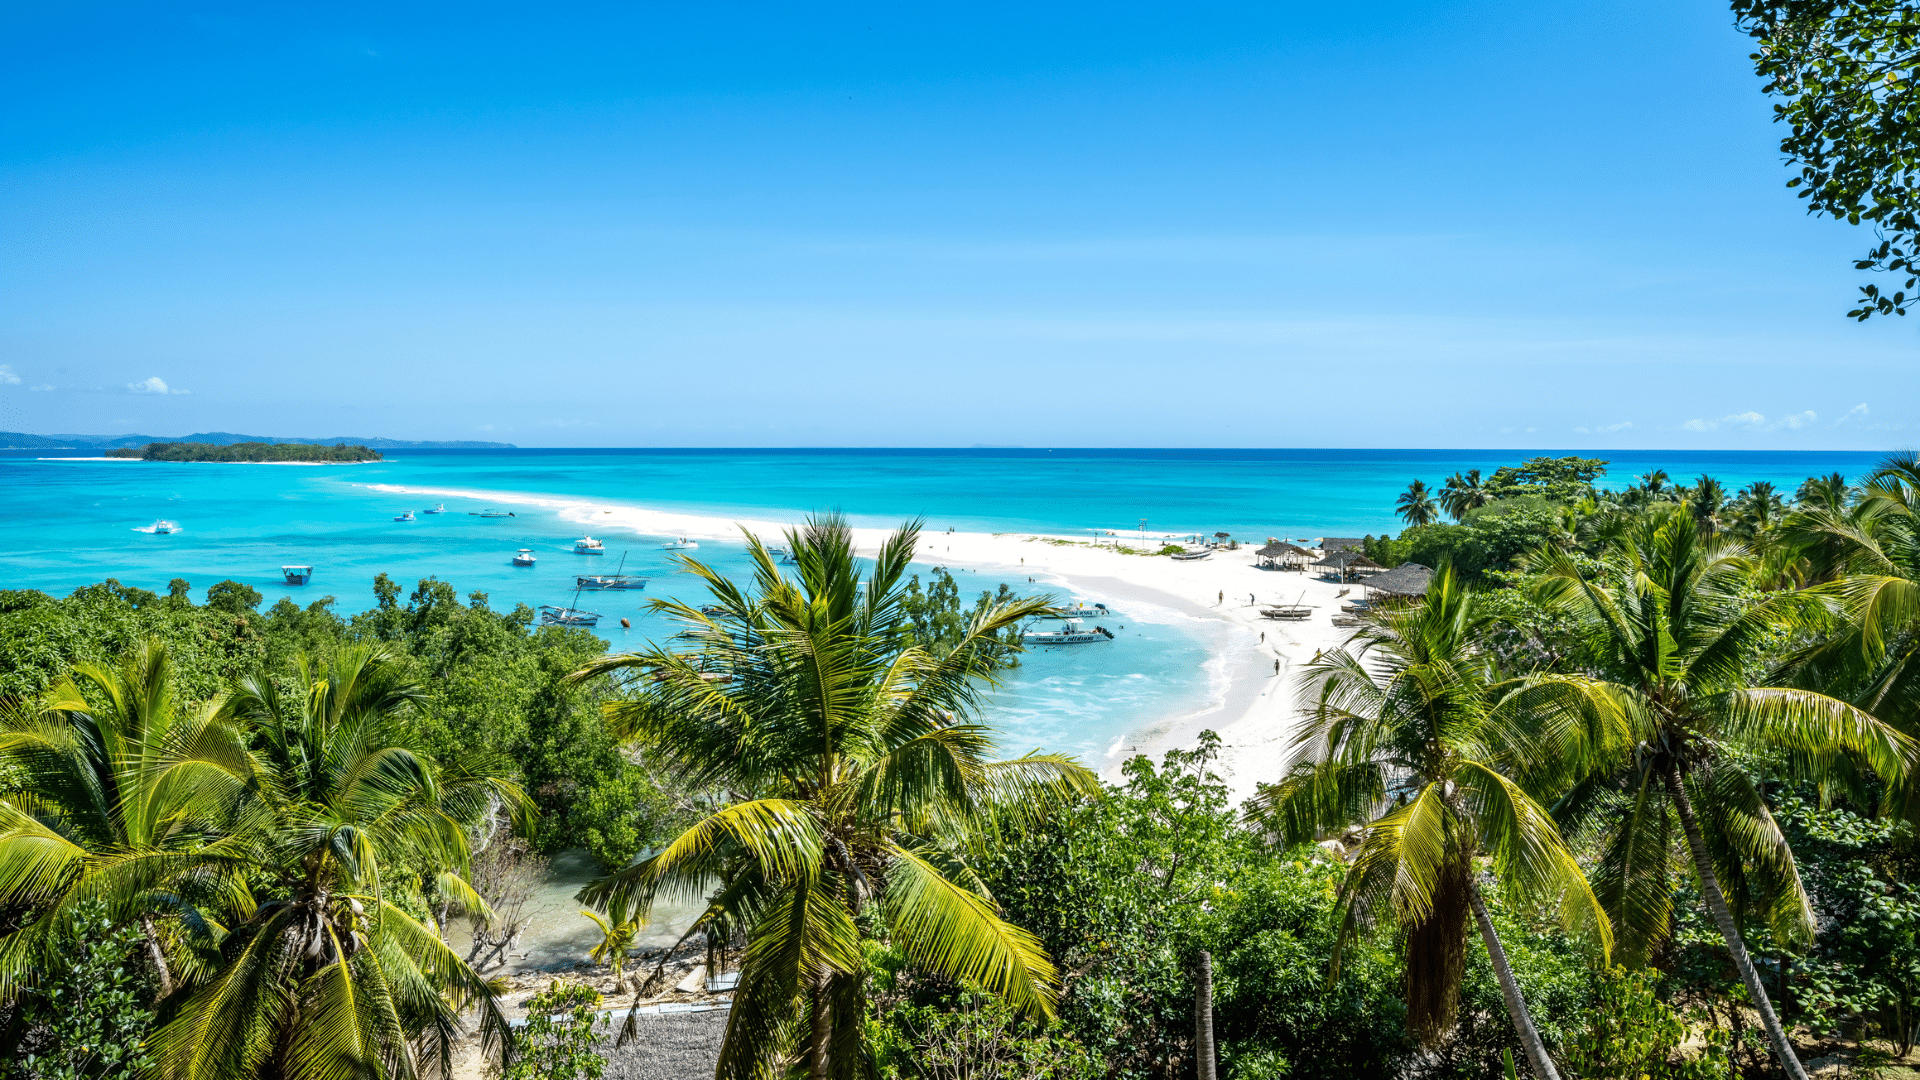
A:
3;458;1919;1080
104;442;382;463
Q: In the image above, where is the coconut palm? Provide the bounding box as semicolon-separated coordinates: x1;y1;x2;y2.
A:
1687;474;1728;539
1244;566;1615;1080
570;517;1099;1080
0;641;258;1004
1528;506;1916;1080
1396;479;1440;527
148;645;519;1080
1441;469;1494;522
1797;471;1854;512
582;896;646;990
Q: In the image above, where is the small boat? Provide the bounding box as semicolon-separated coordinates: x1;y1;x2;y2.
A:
1169;549;1211;561
538;605;601;627
149;519;178;534
578;552;648;589
574;536;606;555
393;511;415;522
281;565;313;585
662;537;699;550
1050;600;1112;619
512;549;536;567
422;504;447;514
1022;619;1115;645
469;510;515;518
1261;605;1313;621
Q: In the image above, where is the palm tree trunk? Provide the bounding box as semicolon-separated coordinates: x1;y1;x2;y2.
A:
1662;762;1810;1080
1194;950;1216;1080
808;971;831;1080
1465;880;1561;1080
139;913;174;1000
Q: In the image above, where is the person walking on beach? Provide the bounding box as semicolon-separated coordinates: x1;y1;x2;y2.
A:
1273;659;1281;676
1260;632;1265;644
1217;591;1223;605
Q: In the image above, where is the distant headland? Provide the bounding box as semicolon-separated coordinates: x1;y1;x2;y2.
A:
104;441;383;463
0;430;514;450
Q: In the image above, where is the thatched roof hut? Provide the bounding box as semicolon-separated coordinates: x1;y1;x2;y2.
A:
1256;540;1315;569
1320;537;1366;555
1365;562;1434;598
1312;551;1384;581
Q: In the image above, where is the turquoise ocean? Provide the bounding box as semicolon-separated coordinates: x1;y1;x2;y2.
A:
0;447;1888;763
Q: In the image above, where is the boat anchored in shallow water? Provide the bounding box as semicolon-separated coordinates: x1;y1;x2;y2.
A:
422;503;446;514
281;565;313;585
578;551;647;589
538;605;601;627
1023;619;1115;645
393;510;415;522
1050;600;1112;619
148;519;178;534
574;535;605;555
469;510;515;518
512;549;536;567
662;537;699;550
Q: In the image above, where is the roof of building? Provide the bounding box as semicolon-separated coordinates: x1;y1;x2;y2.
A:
1365;562;1435;596
1320;537;1367;554
1314;550;1384;570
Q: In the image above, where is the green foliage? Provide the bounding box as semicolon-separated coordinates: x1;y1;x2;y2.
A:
506;982;608;1080
0;902;155;1080
1733;0;1920;319
1363;503;1567;581
108;441;381;462
1562;967;1728;1080
870;988;1099;1080
202;579;261;615
901;567;1026;665
1484;456;1608;502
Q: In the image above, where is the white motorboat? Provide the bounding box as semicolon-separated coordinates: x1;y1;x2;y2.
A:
422;503;446;514
149;519;178;534
393;510;415;522
574;535;605;555
662;537;699;550
538;605;601;627
1023;619;1115;645
281;565;312;585
512;549;536;567
1050;600;1112;619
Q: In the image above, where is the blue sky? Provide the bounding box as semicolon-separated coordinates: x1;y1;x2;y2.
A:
0;2;1910;448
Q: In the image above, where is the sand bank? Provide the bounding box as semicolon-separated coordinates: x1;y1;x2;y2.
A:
360;482;1352;805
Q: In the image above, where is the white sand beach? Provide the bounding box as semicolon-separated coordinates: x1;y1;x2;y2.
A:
362;482;1357;804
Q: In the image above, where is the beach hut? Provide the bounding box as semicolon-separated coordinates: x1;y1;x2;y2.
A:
1364;562;1434;600
1256;541;1315;570
1320;537;1366;555
1311;550;1384;582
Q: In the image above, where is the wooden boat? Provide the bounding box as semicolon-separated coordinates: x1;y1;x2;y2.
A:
469;510;515;518
539;605;600;627
1169;549;1211;561
578;552;647;589
1261;605;1312;621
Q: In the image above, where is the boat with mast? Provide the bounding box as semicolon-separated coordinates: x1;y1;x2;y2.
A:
539;580;601;627
578;551;649;590
1022;618;1115;645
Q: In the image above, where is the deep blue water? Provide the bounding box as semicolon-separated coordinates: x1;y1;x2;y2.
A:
0;446;1886;762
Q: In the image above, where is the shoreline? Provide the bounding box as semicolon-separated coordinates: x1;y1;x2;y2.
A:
359;480;1346;804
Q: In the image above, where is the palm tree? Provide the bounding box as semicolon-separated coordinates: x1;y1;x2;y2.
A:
1639;469;1674;501
148;646;519;1080
1528;506;1916;1080
0;641;257;1004
1396;479;1440;527
1441;469;1494;522
1244;566;1615;1080
1687;474;1728;539
582;896;646;991
570;517;1099;1080
1796;471;1854;511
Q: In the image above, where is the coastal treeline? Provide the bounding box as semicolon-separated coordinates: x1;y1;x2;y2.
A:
104;440;383;462
2;469;1918;1079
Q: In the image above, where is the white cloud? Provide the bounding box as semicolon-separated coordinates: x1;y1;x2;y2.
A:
1681;410;1815;433
0;365;19;385
28;384;54;392
127;376;190;395
1575;420;1633;434
1834;403;1870;427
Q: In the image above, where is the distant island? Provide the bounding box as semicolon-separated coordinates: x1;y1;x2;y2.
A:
0;430;514;450
105;441;383;463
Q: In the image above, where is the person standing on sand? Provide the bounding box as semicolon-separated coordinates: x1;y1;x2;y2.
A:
1217;591;1223;605
1273;659;1281;675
